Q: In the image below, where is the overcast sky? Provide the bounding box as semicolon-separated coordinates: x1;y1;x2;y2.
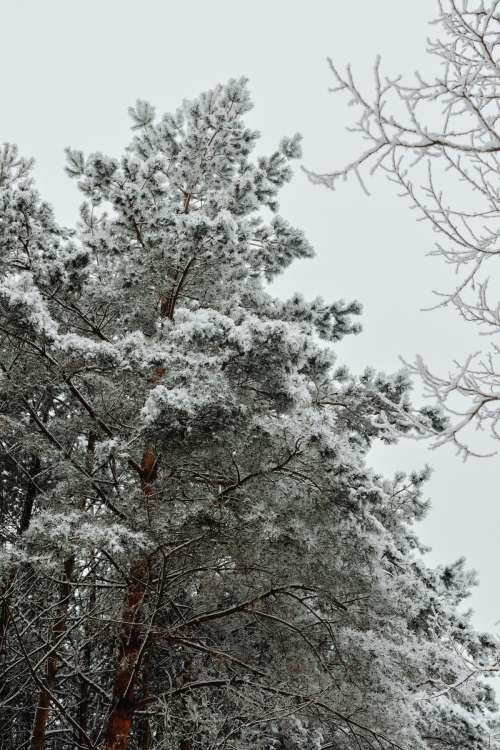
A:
4;1;500;640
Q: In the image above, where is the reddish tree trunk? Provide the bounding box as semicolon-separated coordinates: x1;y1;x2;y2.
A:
102;556;148;750
102;447;155;750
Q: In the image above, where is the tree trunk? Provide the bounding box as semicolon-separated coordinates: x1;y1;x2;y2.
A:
138;650;152;750
18;455;41;535
102;446;156;750
30;425;86;749
30;555;75;750
2;398;52;670
102;556;148;750
0;455;41;661
79;559;96;748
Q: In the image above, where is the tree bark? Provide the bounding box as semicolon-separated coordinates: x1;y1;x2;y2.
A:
102;556;148;750
30;555;75;750
0;455;41;661
18;455;41;535
138;651;152;750
79;559;96;748
102;445;156;750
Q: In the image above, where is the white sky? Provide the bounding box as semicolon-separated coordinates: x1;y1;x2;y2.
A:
3;1;500;639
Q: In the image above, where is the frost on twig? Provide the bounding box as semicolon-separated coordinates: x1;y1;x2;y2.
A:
312;0;500;456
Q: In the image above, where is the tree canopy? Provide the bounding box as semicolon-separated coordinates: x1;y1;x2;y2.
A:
0;77;499;750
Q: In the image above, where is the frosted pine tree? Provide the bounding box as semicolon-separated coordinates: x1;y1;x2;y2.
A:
0;80;499;749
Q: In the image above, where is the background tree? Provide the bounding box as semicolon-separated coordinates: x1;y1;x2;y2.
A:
1;78;499;750
310;0;500;458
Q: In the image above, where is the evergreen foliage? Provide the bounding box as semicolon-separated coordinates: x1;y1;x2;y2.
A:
0;79;498;749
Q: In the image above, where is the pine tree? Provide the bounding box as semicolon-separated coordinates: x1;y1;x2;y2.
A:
0;79;499;750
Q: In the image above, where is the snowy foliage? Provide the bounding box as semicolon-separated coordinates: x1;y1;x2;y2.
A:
0;78;499;750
